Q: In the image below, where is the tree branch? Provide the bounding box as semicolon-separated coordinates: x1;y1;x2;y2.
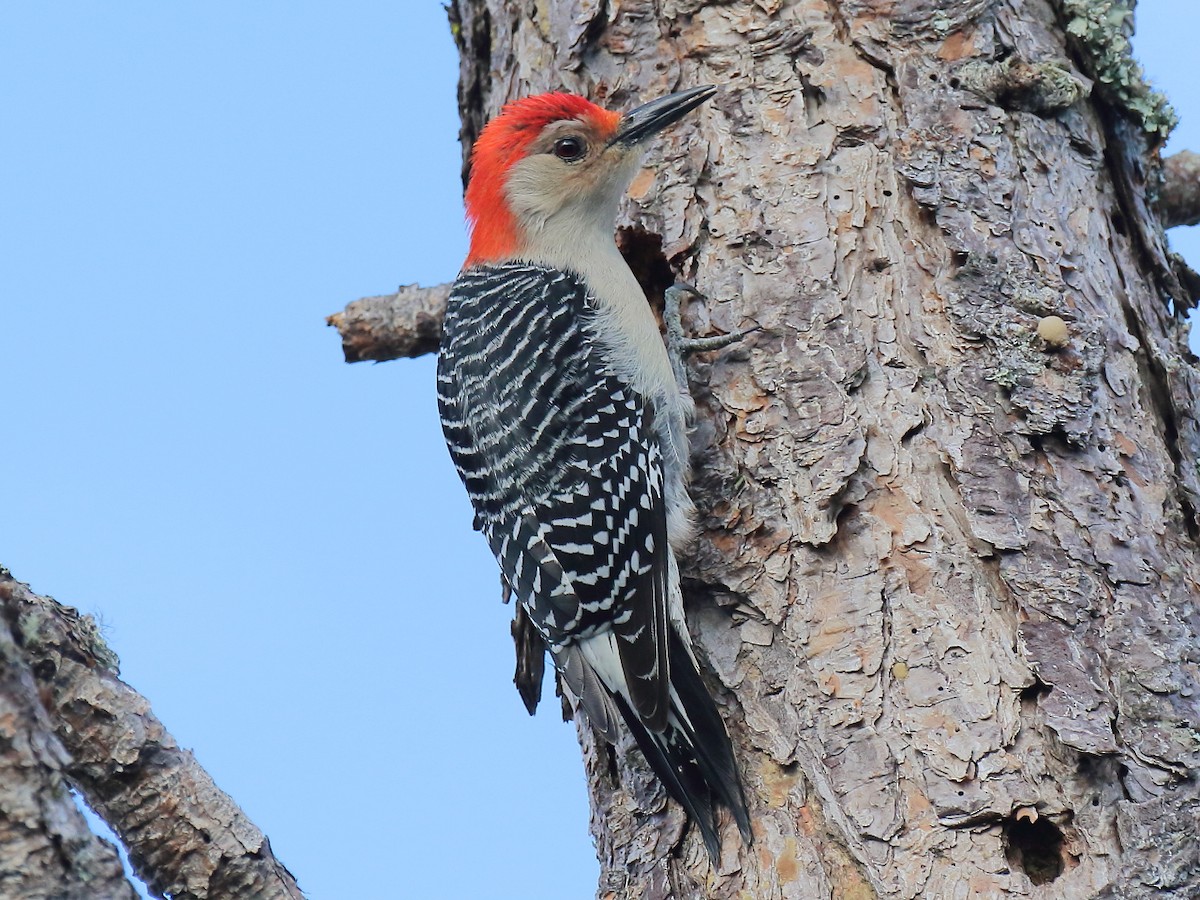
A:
1159;150;1200;229
0;579;139;899
0;570;305;900
327;283;450;363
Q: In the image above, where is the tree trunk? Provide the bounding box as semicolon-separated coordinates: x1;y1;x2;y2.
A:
443;1;1200;896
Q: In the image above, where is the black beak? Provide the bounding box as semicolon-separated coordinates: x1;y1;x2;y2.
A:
611;85;718;147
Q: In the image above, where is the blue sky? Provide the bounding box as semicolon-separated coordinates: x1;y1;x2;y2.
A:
0;4;1195;898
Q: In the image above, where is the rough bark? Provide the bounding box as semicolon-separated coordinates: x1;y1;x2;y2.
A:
1159;150;1200;229
327;283;451;362
342;1;1200;896
0;571;305;900
0;582;138;900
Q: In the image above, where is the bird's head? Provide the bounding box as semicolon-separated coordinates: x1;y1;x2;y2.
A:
463;86;717;267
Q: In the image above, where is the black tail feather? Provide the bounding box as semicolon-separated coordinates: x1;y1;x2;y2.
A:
614;693;723;860
666;631;753;842
611;632;751;862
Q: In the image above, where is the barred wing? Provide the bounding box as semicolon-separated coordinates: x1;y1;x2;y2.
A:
436;262;671;730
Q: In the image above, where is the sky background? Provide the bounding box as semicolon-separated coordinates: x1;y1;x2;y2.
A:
1;4;1196;899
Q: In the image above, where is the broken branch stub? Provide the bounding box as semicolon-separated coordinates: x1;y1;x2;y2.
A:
1159;150;1200;229
328;283;450;363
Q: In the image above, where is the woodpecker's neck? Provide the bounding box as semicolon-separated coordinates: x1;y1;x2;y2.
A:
516;203;623;274
464;182;622;270
524;211;681;411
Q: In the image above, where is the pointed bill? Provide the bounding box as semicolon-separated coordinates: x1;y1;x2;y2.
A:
610;85;718;147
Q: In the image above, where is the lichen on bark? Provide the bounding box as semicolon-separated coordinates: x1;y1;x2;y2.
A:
1058;0;1177;140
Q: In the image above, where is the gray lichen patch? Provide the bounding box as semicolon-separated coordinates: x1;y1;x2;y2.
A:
950;252;1103;444
1059;0;1178;141
958;56;1090;115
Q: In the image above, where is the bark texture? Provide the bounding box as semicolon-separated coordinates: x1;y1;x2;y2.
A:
0;571;305;900
327;283;451;362
344;1;1200;896
0;584;137;900
1159;150;1200;229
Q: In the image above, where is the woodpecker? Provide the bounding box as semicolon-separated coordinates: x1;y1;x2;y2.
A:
436;86;751;860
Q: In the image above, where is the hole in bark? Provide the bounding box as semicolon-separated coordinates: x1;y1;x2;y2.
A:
32;658;56;681
1004;815;1066;885
579;5;607;53
949;76;961;89
834;129;871;149
604;743;620;782
1020;679;1052;704
1069;137;1098;158
1113;213;1127;236
1116;764;1136;801
616;226;675;304
902;420;926;444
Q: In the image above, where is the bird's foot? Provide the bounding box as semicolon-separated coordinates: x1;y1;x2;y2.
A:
664;283;757;390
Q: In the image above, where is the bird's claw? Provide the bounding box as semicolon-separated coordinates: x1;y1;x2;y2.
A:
664;283;756;391
674;329;759;354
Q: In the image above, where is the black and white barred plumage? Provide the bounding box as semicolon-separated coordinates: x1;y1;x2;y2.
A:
437;261;750;859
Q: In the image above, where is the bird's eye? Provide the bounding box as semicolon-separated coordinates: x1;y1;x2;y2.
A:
553;136;587;162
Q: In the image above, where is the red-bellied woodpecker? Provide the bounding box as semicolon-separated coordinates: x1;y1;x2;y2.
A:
436;86;751;861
